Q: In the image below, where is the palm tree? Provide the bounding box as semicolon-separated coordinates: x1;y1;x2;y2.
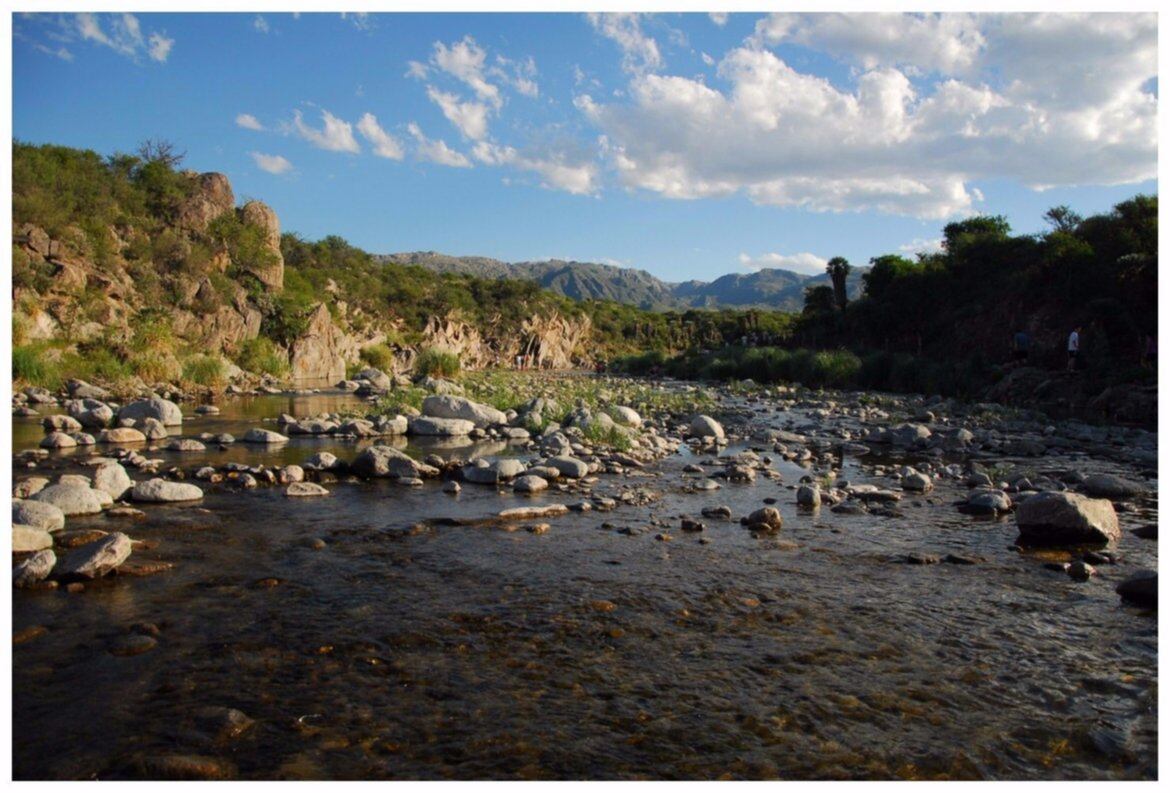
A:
826;256;851;312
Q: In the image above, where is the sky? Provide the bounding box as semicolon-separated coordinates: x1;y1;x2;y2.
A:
12;11;1159;282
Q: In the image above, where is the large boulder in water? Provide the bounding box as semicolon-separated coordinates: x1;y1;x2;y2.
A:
351;446;438;479
14;549;56;587
32;483;104;516
1082;473;1146;499
408;416;475;436
289;303;346;383
1116;572;1157;608
118;397;183;427
57;532;133;579
131;478;204;502
688;415;725;441
92;461;133;501
13;500;65;532
422;395;506;428
1016;491;1119;546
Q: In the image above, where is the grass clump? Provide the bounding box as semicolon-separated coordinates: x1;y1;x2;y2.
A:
235;336;289;378
414;348;461;379
13;343;62;390
359;343;397;372
182;354;228;387
580;422;633;452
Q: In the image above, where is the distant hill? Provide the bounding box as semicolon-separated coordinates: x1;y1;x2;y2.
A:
379;251;863;312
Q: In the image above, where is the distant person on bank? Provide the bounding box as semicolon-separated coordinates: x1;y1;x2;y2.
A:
1067;326;1081;372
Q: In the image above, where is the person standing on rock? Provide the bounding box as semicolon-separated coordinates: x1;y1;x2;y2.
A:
1067;326;1081;372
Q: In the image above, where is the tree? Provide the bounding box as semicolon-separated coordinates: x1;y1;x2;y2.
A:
942;215;1011;251
136;139;186;168
1044;205;1082;234
826;256;851;312
802;284;836;317
862;254;918;301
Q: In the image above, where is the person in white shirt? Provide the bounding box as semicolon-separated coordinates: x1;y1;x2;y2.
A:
1067;326;1081;371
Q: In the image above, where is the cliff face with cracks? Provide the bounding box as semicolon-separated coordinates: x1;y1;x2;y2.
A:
13;165;597;387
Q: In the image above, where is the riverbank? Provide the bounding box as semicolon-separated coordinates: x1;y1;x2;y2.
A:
11;372;1158;779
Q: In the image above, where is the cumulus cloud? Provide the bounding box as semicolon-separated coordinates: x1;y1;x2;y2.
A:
587;12;662;74
576;13;1156;218
236;113;264;131
738;252;828;276
709;13;729;27
472;141;598;195
431;36;501;108
70;12;173;63
898;237;945;255
356;113;405;160
408;123;472;168
426;87;490;140
492;54;539;98
293;109;360;153
251;152;293;174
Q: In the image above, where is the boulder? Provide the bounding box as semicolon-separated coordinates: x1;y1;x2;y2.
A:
243;428;289;444
13;500;66;532
92;462;133;500
610;406;642;428
131;478;205;502
1116;572;1157;608
42;414;83;433
13;524;53;552
13;549;56;587
462;458;527;484
355;368;392;389
378;415;409;435
40;431;77;449
408;416;475;436
141;417;168;440
351;446;438;479
13;477;49;499
689;415;725;441
56;532;133;579
177;172;235;233
902;472;934;492
886;423;932;447
746;507;783;532
99;427;148;444
32;483;104;516
513;475;549;494
1016;491;1120;546
796;485;821;507
285;482;330;497
1082;474;1146;499
421;395;507;428
962;490;1013;515
67;379;111;400
546;456;589;479
166;439;207;452
118;397;183;427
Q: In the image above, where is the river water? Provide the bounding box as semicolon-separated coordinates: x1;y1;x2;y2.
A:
10;389;1158;779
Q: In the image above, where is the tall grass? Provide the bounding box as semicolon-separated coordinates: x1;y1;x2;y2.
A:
414;348;461;379
359;343;396;371
235;337;289;378
182;354;228;387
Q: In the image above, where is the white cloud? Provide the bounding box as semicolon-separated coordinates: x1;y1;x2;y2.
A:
147;32;173;62
251;151;293;174
472;141;598;195
254;15;269;34
700;52;715;66
492;54;540;98
587;12;662;74
356;113;405;160
408;123;472;168
426;86;490;140
293;109;360;153
341;13;373;32
709;13;729;28
898;237;945;255
754;13;986;75
236;113;264;131
431;36;501;108
576;14;1156;219
738;252;828;276
71;12;172;63
406;60;429;80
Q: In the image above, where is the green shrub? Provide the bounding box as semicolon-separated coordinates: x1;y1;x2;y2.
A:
182;354;228;387
13;344;60;389
581;421;633;452
235;336;289;378
359;343;396;371
414;348;461;378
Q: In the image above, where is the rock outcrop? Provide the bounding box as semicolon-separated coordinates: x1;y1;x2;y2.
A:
238;200;284;290
177;173;235;233
289;304;347;383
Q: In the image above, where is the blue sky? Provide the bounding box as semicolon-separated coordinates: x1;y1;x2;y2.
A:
13;11;1158;282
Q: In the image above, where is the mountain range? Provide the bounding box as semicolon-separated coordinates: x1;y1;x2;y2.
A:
378;251;864;312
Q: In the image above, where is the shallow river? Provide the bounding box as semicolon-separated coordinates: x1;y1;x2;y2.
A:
10;390;1158;779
